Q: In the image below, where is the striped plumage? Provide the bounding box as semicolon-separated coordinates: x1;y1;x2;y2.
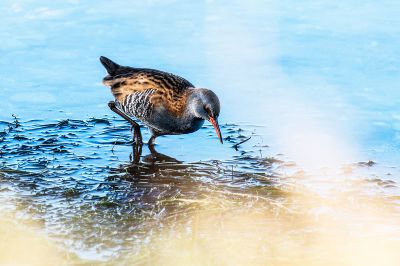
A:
100;56;223;145
122;88;155;120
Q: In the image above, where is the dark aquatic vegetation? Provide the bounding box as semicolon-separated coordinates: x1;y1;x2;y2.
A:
0;116;284;257
2;116;396;263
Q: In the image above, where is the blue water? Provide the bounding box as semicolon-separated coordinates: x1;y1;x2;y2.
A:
1;0;400;261
1;1;400;162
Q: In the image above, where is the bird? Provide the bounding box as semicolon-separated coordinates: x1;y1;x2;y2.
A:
99;56;223;146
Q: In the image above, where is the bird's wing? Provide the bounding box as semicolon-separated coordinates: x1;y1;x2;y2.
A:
104;69;194;116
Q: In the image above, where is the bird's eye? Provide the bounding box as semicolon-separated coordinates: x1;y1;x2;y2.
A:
204;105;212;116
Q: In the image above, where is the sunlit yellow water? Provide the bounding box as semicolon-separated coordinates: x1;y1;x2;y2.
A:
2;170;399;266
118;179;399;266
0;213;81;265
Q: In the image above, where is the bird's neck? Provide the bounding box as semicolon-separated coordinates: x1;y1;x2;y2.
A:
184;89;204;120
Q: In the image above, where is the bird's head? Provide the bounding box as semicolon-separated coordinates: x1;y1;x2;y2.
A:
189;88;223;144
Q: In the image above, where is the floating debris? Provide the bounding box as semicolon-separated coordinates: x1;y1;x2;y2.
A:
357;160;376;167
233;136;252;151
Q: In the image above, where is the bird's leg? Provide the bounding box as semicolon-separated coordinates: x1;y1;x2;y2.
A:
131;125;143;145
148;135;157;146
130;141;142;163
108;101;143;145
148;142;157;155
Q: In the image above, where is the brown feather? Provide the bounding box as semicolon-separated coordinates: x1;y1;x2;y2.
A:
103;70;193;116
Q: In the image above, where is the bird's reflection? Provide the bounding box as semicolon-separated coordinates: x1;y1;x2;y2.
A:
109;143;211;209
129;143;142;163
114;142;278;206
129;143;181;165
123;143;191;185
146;144;181;164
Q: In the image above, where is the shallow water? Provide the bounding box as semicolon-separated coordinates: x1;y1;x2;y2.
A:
1;0;400;265
0;117;282;257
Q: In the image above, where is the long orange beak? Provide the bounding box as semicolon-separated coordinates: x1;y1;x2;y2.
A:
209;117;223;144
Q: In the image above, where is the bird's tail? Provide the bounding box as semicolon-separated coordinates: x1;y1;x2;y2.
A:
99;56;121;75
